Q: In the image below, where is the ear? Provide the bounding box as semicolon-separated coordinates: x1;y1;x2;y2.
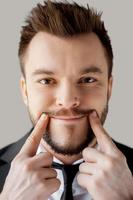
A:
107;76;113;101
20;76;28;106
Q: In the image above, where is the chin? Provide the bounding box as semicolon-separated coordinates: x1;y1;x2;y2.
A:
43;125;95;156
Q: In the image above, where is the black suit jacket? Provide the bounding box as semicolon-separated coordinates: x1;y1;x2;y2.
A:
0;129;133;193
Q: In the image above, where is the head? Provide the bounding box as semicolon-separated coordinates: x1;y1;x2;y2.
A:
19;0;113;156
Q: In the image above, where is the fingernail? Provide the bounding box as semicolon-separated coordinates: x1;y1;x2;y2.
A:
91;110;97;117
41;112;47;119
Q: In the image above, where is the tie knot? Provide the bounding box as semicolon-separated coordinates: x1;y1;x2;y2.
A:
52;162;80;185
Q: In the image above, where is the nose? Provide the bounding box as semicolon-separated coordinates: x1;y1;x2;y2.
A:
57;96;80;109
55;82;80;109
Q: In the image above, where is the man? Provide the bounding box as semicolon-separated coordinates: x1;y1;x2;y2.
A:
0;0;133;199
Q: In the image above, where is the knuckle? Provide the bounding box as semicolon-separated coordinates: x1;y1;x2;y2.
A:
57;180;61;189
11;154;23;167
48;168;57;177
93;176;101;187
53;179;61;191
122;154;127;163
52;169;57;177
98;168;107;179
39;181;47;191
82;147;89;157
42;152;53;164
117;150;126;161
22;159;33;172
38;179;60;194
34;173;43;182
55;178;61;187
104;156;115;171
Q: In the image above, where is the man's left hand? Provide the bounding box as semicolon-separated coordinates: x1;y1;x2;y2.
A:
77;111;133;200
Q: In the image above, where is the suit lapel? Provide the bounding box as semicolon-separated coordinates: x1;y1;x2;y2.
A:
0;132;30;163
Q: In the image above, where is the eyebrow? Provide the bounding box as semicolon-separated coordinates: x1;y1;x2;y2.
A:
80;66;103;75
32;69;55;76
32;65;102;76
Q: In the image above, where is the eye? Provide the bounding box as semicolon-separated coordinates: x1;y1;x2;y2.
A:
78;77;96;84
39;78;55;85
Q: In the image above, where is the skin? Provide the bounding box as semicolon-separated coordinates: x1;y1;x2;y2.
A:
77;111;133;200
1;32;133;199
1;114;60;200
20;32;112;164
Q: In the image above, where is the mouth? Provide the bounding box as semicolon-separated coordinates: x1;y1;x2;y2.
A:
51;115;86;123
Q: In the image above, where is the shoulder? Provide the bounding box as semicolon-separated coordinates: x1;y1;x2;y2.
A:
0;132;31;192
0;131;31;165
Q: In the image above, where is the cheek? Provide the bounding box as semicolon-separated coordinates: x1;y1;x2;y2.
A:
27;87;54;116
81;87;108;111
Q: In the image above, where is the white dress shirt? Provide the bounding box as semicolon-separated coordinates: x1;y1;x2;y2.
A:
36;144;93;200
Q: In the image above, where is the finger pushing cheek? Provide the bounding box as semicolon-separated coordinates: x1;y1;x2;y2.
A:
89;110;104;134
19;113;49;157
89;110;120;155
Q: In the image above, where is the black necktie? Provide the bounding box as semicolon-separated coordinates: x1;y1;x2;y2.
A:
52;162;80;200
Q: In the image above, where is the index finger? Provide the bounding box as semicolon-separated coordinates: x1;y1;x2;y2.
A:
19;113;49;157
89;110;118;154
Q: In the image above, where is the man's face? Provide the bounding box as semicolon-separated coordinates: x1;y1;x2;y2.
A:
20;32;112;156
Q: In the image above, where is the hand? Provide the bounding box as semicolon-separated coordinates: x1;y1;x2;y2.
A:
77;111;133;200
1;113;60;200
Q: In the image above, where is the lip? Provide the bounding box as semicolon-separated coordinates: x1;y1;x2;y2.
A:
51;115;85;120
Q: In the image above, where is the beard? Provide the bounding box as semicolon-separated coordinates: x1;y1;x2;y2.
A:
28;104;108;156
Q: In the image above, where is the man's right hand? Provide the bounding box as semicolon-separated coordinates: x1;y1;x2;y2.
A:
0;113;60;200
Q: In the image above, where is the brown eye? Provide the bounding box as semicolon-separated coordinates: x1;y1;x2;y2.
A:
39;78;55;85
78;77;96;84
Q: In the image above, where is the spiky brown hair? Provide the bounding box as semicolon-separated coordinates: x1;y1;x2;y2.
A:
18;0;113;77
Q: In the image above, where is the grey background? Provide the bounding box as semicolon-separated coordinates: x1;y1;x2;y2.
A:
0;0;133;148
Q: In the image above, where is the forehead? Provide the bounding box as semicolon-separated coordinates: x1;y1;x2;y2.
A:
25;32;108;76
